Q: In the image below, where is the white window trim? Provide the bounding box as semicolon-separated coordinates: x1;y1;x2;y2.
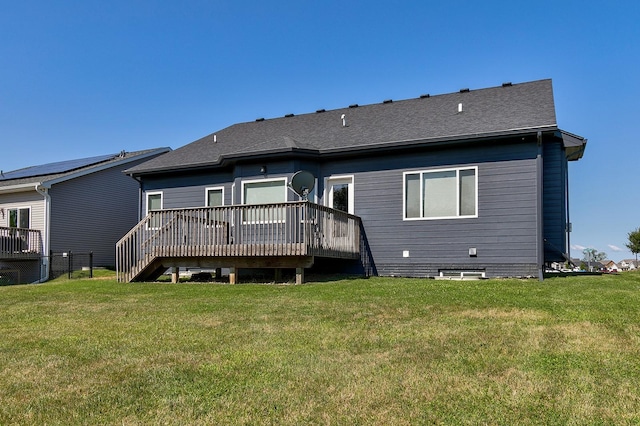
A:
8;206;31;229
204;186;225;206
403;166;478;221
324;175;355;214
145;191;163;215
241;177;288;224
145;191;163;230
231;182;236;205
240;177;288;205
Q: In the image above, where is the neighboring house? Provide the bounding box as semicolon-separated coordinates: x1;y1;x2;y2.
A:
0;148;170;283
604;260;619;272
549;261;573;271
571;258;587;270
118;79;586;283
619;259;639;271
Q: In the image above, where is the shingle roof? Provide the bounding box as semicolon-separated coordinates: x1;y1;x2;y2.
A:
0;148;170;189
127;79;560;175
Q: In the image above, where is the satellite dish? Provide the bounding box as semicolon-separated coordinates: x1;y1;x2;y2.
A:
290;170;315;200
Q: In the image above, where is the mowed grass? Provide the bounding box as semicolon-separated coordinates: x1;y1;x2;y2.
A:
1;272;640;425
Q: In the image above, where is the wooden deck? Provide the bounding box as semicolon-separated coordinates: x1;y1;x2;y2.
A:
116;202;361;283
0;227;43;260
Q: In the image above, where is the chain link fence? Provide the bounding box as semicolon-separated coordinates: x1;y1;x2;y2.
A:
49;251;94;280
0;260;41;285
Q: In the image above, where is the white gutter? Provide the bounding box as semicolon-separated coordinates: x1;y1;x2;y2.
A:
0;182;38;194
34;184;50;283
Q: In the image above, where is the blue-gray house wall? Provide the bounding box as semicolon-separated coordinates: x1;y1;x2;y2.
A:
542;140;569;263
138;134;569;278
316;139;540;278
48;159;157;268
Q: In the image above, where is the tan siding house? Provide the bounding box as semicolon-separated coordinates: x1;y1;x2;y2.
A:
0;148;170;284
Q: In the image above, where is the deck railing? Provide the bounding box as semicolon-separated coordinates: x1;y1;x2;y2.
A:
0;226;43;259
116;202;361;282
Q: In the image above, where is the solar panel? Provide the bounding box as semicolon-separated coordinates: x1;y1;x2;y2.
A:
0;153;117;181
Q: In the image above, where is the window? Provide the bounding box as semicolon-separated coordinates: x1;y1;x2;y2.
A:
147;192;162;213
242;178;287;222
9;207;30;229
438;270;486;279
332;184;349;212
243;179;286;205
205;187;225;223
146;192;163;228
404;167;477;220
325;176;354;214
206;187;224;207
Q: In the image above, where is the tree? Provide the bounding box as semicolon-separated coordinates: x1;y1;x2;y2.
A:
626;227;640;262
582;248;607;271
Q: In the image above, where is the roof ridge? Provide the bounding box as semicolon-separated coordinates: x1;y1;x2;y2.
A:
244;79;554;124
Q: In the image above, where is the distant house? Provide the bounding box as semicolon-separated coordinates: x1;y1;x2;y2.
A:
0;148;170;283
619;259;639;271
604;260;619;272
117;79;586;283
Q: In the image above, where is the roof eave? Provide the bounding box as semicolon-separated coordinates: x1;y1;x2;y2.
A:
557;130;587;161
127;147;321;177
321;126;560;156
0;148;172;189
0;182;41;194
129;127;561;176
40;147;171;188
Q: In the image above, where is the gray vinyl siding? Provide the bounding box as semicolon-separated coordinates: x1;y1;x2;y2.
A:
141;161;303;212
338;149;538;278
142;172;234;211
48;164;142;267
543;140;568;262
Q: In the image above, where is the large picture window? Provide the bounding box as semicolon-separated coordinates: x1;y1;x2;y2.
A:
242;178;287;222
404;167;477;220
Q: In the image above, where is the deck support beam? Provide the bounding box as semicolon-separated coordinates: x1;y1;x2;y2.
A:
296;267;304;285
229;267;237;285
171;267;179;283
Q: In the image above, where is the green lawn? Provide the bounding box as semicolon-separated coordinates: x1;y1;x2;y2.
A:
1;272;640;425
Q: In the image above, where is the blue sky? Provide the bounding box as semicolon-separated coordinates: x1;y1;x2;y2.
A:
1;1;638;261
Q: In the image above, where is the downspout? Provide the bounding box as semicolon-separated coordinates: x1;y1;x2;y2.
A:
132;175;143;222
34;184;51;283
536;131;544;281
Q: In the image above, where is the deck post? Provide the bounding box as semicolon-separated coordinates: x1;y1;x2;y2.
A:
172;267;179;283
229;267;237;284
295;267;304;285
215;268;222;280
274;268;282;282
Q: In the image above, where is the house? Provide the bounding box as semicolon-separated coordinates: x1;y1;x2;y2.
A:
0;148;170;283
619;259;639;271
604;260;619;272
118;79;586;283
